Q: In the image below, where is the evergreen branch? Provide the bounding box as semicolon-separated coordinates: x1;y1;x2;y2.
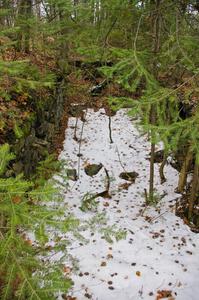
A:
132;73;198;107
2;265;14;300
176;10;195;68
11;252;42;300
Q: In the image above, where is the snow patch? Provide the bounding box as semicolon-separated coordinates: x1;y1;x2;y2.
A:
59;109;199;300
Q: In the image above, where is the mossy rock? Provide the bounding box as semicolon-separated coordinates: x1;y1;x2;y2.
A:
84;163;103;177
119;171;138;182
66;169;78;181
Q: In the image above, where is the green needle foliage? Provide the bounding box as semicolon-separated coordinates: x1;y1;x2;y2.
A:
0;144;80;299
99;1;199;208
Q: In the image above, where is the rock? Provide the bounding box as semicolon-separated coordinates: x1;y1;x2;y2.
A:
66;169;78;181
37;122;55;142
84;163;103;177
7;76;66;178
119;171;138;182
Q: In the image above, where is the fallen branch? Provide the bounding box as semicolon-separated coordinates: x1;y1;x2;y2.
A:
77;109;87;178
116;146;127;173
108;116;114;144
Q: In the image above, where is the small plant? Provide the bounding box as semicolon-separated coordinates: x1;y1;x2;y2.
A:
142;189;165;206
147;192;162;206
85;213;108;231
80;192;99;212
100;226;127;244
13;121;24;139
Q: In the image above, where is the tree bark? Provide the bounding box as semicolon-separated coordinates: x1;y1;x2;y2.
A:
177;147;193;193
17;0;32;53
188;162;199;220
148;0;162;202
159;152;167;184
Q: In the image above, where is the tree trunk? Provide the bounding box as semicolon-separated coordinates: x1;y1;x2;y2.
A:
56;4;70;73
73;0;79;19
149;136;155;202
177;147;193;193
188;162;199;220
17;0;32;53
148;0;162;202
159;152;167;184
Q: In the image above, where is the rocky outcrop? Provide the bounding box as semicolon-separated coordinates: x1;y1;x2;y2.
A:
11;77;66;177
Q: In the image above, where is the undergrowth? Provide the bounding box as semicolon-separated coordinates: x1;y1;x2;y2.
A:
0;144;78;300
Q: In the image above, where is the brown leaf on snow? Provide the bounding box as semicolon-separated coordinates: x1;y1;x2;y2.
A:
136;271;141;276
22;234;32;246
62;295;77;300
84;293;92;299
156;290;173;299
152;233;160;239
63;266;72;274
118;182;132;190
100;261;107;267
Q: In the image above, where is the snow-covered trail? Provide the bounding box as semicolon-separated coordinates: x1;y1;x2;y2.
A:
59;109;199;300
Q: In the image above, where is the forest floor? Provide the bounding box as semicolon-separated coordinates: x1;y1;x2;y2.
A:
53;71;199;300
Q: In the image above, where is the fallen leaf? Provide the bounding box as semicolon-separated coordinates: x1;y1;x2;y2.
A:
12;196;21;204
63;266;71;274
62;295;77;300
25;239;33;246
118;182;132;190
156;290;172;299
84;293;92;299
136;271;141;277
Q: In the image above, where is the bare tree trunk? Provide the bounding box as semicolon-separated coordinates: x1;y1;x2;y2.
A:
188;162;199;220
108;116;113;144
17;0;32;53
73;0;79;19
57;5;69;73
35;0;41;19
148;0;162;202
177;147;193;193
159;152;167;184
149;137;155;202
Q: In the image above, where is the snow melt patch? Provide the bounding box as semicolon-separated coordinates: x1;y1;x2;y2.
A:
59;109;199;300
